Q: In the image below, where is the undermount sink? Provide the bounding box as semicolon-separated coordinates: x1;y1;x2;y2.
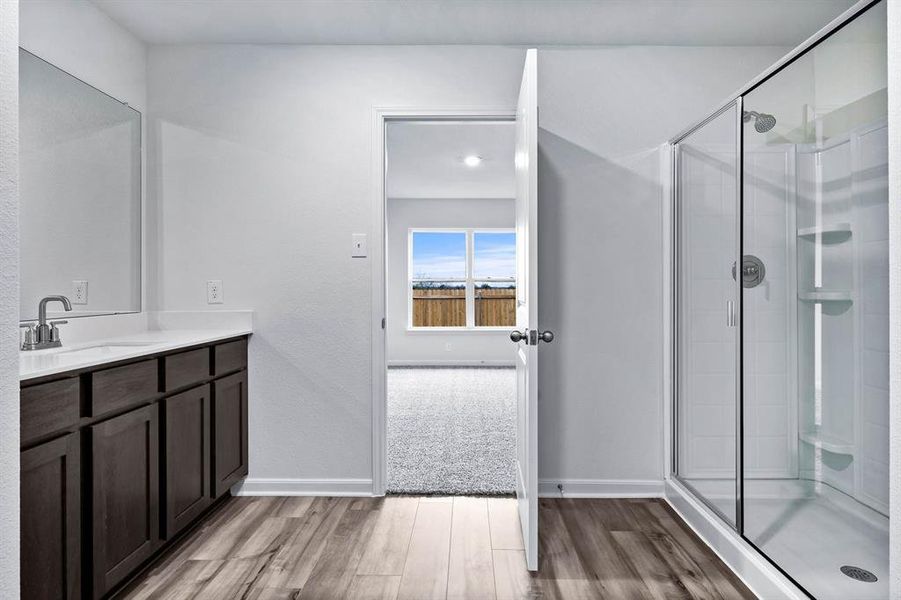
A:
56;341;163;358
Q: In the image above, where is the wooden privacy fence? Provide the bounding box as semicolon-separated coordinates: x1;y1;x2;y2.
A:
476;287;516;326
411;287;516;327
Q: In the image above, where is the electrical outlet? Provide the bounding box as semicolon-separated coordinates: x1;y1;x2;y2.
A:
351;233;367;258
72;280;88;304
445;342;453;352
207;280;223;304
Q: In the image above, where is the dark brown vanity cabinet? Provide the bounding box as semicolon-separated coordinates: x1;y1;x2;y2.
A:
163;384;211;538
213;371;249;498
91;404;160;598
20;433;81;600
19;335;249;599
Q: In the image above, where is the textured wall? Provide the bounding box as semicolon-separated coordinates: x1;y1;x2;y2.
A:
149;46;525;483
19;0;147;113
887;0;900;596
535;47;788;484
148;44;788;488
0;0;19;593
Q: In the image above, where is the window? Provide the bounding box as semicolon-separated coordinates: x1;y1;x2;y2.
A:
410;229;516;328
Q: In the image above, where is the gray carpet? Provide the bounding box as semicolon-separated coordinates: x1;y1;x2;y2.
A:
387;367;515;495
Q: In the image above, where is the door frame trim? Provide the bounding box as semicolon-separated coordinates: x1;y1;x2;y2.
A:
370;106;517;496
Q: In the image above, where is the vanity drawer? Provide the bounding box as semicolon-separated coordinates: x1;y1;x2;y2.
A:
91;359;159;416
164;348;210;391
20;377;80;446
213;338;247;375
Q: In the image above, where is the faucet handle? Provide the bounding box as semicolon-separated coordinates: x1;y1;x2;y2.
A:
50;320;68;343
19;322;36;348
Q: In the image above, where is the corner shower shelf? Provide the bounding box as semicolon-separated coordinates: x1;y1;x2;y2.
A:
799;429;854;456
798;290;853;303
797;222;852;243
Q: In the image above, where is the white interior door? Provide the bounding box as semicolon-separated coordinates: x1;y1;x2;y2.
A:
512;48;542;572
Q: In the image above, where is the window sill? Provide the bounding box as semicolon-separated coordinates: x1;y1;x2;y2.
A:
405;327;513;334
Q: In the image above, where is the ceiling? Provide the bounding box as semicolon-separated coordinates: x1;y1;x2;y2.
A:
386;121;515;199
91;0;856;46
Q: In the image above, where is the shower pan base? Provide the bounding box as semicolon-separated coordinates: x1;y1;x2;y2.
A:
686;478;888;600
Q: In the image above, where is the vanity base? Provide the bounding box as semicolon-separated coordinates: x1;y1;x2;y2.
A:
19;335;250;599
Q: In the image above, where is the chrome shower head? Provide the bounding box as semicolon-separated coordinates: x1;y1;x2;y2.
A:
754;113;776;133
743;110;777;133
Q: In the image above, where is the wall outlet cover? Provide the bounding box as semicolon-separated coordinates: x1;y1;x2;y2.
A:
207;280;224;304
352;233;368;258
72;280;88;304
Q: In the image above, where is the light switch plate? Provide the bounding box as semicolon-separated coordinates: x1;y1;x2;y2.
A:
72;280;88;304
351;233;367;258
207;280;223;304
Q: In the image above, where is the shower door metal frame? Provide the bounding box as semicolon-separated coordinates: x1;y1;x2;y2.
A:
668;2;885;598
670;98;744;532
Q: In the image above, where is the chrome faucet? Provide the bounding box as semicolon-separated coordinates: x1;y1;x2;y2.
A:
21;295;73;350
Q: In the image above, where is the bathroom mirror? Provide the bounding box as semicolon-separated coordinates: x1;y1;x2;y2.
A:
19;49;141;321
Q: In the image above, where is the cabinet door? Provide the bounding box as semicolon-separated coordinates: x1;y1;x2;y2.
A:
164;385;211;539
91;404;159;598
212;371;248;497
21;433;81;600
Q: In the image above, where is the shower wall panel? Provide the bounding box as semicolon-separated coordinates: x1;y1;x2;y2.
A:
856;122;889;514
680;145;795;482
741;147;796;479
680;145;737;481
674;102;740;524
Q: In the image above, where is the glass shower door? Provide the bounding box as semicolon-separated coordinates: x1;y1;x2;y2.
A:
741;2;888;597
674;102;740;526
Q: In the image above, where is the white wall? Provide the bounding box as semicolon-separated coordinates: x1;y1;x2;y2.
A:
386;197;515;365
147;44;788;491
148;46;523;485
887;0;900;596
19;0;146;113
536;47;789;485
0;0;19;593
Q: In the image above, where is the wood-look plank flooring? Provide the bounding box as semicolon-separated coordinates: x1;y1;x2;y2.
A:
118;496;755;600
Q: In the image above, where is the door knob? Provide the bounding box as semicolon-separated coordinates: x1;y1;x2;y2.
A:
538;330;554;343
510;330;528;343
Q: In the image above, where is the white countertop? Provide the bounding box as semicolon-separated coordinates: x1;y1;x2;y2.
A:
20;328;252;381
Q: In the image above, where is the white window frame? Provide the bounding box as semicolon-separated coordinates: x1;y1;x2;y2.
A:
407;227;516;331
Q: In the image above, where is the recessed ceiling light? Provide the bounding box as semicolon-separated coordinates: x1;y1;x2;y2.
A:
463;155;483;167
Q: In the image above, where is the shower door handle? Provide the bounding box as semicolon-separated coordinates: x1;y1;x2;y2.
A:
726;300;736;327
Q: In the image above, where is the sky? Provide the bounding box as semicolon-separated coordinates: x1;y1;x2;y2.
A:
412;231;515;280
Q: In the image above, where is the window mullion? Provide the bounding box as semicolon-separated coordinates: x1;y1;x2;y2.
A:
466;229;475;328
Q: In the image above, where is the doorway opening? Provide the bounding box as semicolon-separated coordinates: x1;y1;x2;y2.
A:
384;119;517;495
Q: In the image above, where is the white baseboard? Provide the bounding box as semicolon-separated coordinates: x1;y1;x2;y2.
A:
664;478;805;600
538;478;664;498
234;477;661;498
232;478;373;497
388;360;515;367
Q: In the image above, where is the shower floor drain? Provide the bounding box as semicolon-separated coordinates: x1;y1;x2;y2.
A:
841;566;878;583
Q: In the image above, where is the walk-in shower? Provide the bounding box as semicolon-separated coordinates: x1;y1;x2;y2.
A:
671;2;888;598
